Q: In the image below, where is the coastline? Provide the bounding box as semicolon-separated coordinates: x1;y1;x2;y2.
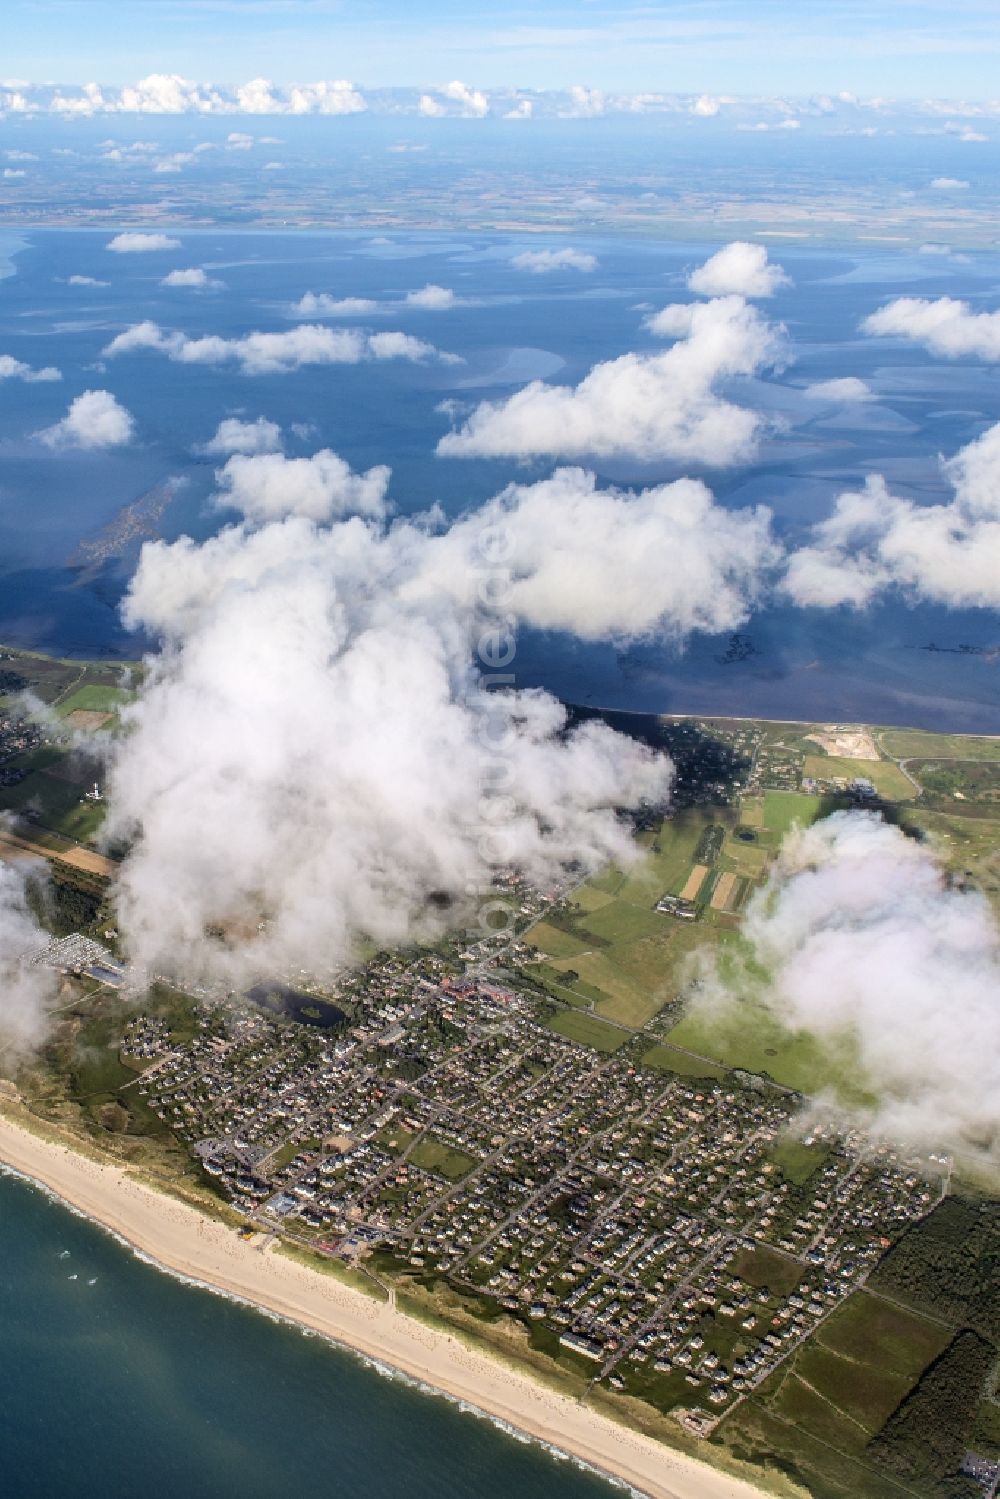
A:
0;1110;778;1499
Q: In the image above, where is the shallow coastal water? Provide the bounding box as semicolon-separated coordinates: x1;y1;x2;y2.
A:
1;228;999;728
0;1169;618;1499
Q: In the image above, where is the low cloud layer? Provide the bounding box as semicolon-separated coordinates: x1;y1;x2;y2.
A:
3;74;366;118
105;468;675;987
37;390;135;450
863;296;1000;360
687;242;789;298
439;293;783;464
784;422;1000;609
691;811;1000;1159
104;321;456;375
418;80;489;118
0;861;58;1054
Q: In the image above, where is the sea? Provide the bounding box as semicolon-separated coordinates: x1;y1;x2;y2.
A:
0;1167;618;1499
0;226;999;731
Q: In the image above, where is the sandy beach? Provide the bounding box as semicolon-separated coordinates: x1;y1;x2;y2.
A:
0;1111;776;1499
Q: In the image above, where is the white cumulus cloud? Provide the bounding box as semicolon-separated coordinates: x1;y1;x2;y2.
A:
425;467;781;641
215;448;391;523
161;268;223;289
439;294;783;465
201;417;283;457
560;85;606;118
37;389;135;450
235;78;366;116
107;232;181;253
784;422;1000;610
405;284;456;310
692;810;1000;1160
103;321;455;375
293;293;378;316
419;80;488;118
863;296;1000;361
104;494;671;988
510;248;597;274
687;242;790;299
803;377;873;402
0;354;61;383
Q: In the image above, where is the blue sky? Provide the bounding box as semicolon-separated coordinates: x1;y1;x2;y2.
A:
6;0;1000;98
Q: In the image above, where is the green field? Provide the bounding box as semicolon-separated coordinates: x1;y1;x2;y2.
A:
972;1399;1000;1457
408;1136;479;1180
730;1242;804;1296
761;790;821;837
0;646;137;708
880;729;1000;762
524;920;591;959
544;1010;629;1052
640;1042;727;1080
0;761;107;843
770;1136;832;1185
794;1341;914;1433
525;809;746;1030
714;1397;906;1499
552;917;717;1029
532;964;607;1008
56;683;133;718
717;1291;955;1498
816;1293;951;1380
802;755;917;801
666;997;872;1100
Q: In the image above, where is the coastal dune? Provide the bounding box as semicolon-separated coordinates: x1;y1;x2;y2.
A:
0;1113;774;1499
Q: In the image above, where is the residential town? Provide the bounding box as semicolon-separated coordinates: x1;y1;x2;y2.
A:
114;959;941;1432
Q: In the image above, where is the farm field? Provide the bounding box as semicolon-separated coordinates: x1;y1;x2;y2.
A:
524;807;742;1030
0;825;114;877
